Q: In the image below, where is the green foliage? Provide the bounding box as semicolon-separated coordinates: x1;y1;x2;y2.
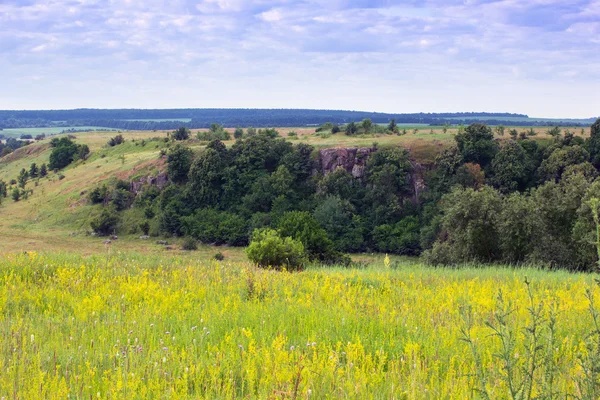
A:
90;207;120;236
245;228;306;270
89;185;108;204
0;180;6;198
48;137;86;170
213;252;225;261
111;189;133;211
39;164;48;177
277;211;347;265
172;127;190;141
233;127;244;139
538;145;589;183
427;186;502;264
183;208;248;246
181;236;198;251
196;125;230;141
345;122;358;136
491;141;533;192
139;221;150;236
588;118;600;167
455;123;498;168
17;168;28;188
167;144;194;184
314;196;364;252
29;163;38;178
497;194;544;263
107;134;125;147
373;216;421;255
11;187;20;202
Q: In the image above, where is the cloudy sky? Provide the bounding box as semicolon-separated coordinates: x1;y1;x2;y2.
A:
0;0;599;117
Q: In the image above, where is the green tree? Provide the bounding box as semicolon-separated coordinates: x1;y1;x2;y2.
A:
0;180;6;198
455;123;498;168
233;127;244;139
167;144;194;184
491;141;533;192
107;134;125;147
90;207;120;236
387;119;398;134
373;216;421;255
345;122;358;136
17;168;28;188
277;211;344;264
39;164;48;177
314;196;364;252
361;118;373;134
187;140;229;207
172;127;190;141
426;186;502;264
537;145;589;183
498;193;544;263
245;228;306;270
587;118;600;167
11;187;20;202
494;125;505;136
29;163;38;178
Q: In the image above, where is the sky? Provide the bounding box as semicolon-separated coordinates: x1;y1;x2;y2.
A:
0;0;599;118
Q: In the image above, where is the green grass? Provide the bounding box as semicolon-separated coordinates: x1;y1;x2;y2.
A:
0;252;598;398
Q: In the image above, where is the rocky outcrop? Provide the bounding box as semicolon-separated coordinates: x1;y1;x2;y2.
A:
409;162;427;203
319;147;376;178
318;146;428;202
130;172;168;195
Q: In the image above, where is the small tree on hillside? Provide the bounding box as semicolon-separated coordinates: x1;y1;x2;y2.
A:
29;163;38;178
39;164;48;177
172;127;190;141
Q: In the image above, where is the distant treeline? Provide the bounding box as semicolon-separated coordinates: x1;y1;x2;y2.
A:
0;108;589;130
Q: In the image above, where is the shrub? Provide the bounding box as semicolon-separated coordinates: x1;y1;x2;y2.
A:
89;185;108;204
11;187;20;202
233;127;244;139
213;252;225;261
373;216;421;255
181;237;198;251
107;134;125;147
172;127;190;141
90;207;120;236
245;228;306;271
139;221;150;235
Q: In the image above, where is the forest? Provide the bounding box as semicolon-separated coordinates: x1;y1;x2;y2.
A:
50;118;600;271
0;108;588;131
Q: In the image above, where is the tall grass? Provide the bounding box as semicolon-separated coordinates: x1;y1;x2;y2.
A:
0;252;599;398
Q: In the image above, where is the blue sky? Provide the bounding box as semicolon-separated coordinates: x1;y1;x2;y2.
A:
0;0;599;117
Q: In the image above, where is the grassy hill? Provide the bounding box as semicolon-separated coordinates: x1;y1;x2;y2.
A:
0;125;591;256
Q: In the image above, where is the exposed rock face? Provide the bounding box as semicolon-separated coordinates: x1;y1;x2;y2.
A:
130;173;168;195
409;161;427;203
319;147;376;178
318;146;428;202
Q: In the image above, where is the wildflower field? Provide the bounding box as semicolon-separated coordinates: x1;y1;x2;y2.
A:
2;252;600;399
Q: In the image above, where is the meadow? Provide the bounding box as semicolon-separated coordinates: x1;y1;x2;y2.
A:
1;252;600;398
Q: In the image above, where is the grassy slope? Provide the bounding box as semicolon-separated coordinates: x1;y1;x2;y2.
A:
0;126;591;256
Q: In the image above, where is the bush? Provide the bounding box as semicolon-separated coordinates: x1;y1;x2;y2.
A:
172;127;190;141
182;208;248;246
181;237;198;251
89;185;108;204
233;127;244;139
107;134;125;147
140;221;150;235
373;216;421;255
213;252;225;261
90;207;120;236
245;228;306;271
